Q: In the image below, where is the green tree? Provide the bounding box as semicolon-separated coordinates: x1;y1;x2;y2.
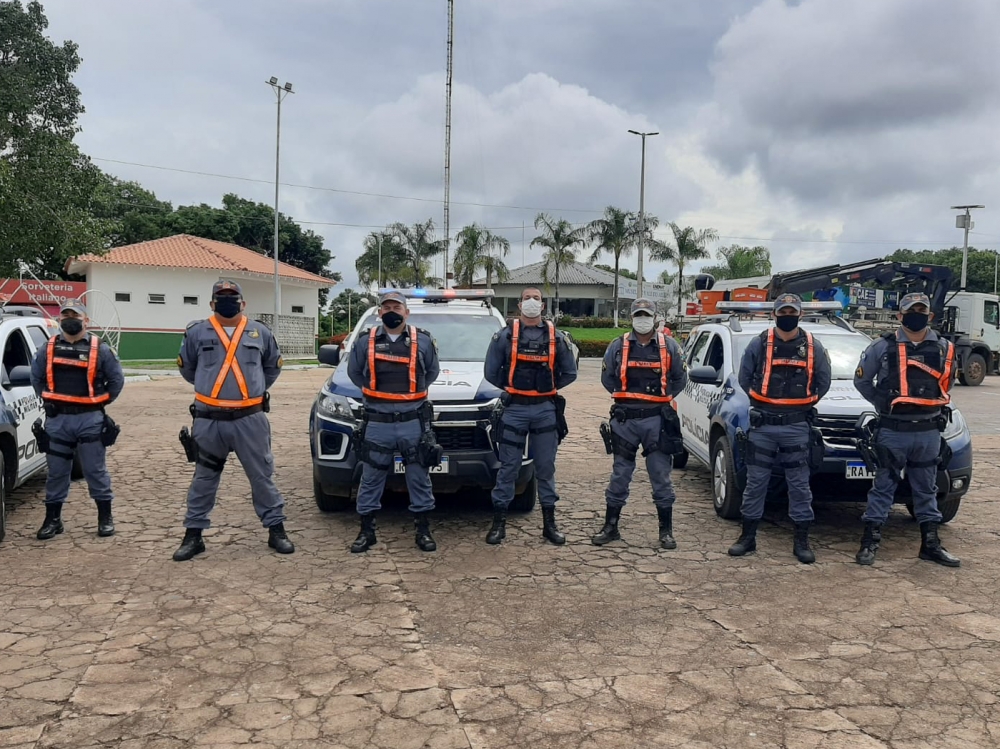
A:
586;206;647;327
356;230;405;288
595;264;638;280
387;219;446;288
652;223;719;313
327;288;377;335
887;247;999;293
701;244;772;281
532;213;587;317
453;223;511;288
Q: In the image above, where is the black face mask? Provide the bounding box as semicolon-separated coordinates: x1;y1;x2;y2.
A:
902;312;929;332
213;296;242;318
60;318;83;336
775;315;799;332
381;311;405;330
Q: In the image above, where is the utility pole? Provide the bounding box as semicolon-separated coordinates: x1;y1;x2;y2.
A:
442;0;455;289
267;77;294;340
628;129;658;299
951;204;985;291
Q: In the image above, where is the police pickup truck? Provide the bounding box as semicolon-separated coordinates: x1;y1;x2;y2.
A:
309;289;538;512
672;301;973;523
0;307;63;542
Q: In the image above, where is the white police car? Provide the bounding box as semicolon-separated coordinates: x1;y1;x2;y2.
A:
672;301;973;522
309;289;538;512
0;307;63;542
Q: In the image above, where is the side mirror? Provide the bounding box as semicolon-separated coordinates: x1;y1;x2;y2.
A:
7;365;32;388
318;345;341;367
688;365;721;385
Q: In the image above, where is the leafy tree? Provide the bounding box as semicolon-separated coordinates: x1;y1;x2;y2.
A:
595;264;638;280
701;244;772;281
356;230;405;288
327;287;377;334
532;213;587;317
453;223;511;288
887;247;998;293
387;219;446;288
586;206;649;327
652;223;719;313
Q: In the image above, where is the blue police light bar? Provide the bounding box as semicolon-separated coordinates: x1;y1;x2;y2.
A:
716;301;843;313
376;288;495;300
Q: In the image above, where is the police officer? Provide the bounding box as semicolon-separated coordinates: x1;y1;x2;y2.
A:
346;290;440;553
483;287;578;544
172;280;293;561
592;299;687;548
729;293;832;563
30;300;124;540
853;292;960;567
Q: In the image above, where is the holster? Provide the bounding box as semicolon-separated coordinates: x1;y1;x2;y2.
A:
351;420;370;465
938;437;953;470
808;426;824;472
657;405;685;456
874;441;905;483
489;400;505;444
417;431;444;468
599;420;613;455
554;394;569;443
735;428;749;465
32;418;50;454
749;408;764;429
855;439;880;474
101;413;121;447
178;426;197;463
263;391;271;413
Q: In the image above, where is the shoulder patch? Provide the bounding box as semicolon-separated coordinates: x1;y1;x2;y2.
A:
248;328;260;339
492;332;500;342
177;355;183;368
186;319;201;330
855;366;864;378
277;356;283;368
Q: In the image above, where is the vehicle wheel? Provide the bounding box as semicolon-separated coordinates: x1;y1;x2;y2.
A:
905;497;961;523
313;474;353;513
0;452;6;544
959;353;987;386
672;449;689;470
71;452;84;481
509;475;537;513
710;435;742;520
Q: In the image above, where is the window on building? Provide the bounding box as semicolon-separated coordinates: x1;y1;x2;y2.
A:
292;305;304;314
183;296;199;305
115;292;131;303
148;293;165;304
26;325;49;350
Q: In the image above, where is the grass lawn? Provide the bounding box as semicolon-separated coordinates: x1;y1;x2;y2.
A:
557;327;624;343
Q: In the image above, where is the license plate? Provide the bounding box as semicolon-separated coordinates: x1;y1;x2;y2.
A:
845;462;875;479
394;457;449;474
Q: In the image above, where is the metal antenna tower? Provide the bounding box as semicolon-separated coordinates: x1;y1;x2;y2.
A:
442;0;454;289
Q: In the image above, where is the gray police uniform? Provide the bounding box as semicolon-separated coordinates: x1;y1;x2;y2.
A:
484;321;578;512
30;335;124;506
854;329;952;525
737;329;832;523
347;325;440;515
601;332;687;510
178;316;285;529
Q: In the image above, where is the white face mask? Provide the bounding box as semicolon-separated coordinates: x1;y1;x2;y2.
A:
520;298;543;318
632;316;655;334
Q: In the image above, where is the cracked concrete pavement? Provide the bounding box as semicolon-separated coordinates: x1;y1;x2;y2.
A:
1;360;998;748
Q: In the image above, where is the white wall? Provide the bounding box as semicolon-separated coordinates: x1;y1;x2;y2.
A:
85;265;322;334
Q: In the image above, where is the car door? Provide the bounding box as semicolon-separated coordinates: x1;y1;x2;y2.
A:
0;325;45;482
675;329;714;463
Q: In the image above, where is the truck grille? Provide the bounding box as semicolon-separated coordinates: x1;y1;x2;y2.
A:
433;426;491;451
813;415;859;447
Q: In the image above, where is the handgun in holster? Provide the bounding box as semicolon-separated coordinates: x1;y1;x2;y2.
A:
416;400;443;468
735;427;749;464
599;420;613;455
554;394;569;442
178;426;197;463
748;408;764;429
263;391;271;413
101;412;121;447
658;404;685;456
853;419;881;475
32;418;50;454
351;419;369;464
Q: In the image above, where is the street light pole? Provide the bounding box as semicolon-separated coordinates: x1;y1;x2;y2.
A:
628;129;658;299
951;204;985;291
267;77;294;341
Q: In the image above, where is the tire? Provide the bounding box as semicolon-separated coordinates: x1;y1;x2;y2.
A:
672;449;689;470
710;435;742;520
509;475;537;513
0;452;6;544
313;473;353;513
71;452;84;481
958;353;987;386
905;497;961;524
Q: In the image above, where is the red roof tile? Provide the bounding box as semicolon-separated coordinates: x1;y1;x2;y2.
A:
68;235;333;286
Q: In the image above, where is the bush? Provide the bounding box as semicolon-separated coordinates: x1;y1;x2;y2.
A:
575;340;612;358
559;316;615;328
556;314;574;327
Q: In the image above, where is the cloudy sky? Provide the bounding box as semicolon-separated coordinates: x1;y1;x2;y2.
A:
41;0;1000;290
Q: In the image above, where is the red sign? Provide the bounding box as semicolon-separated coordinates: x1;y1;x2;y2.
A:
0;279;87;308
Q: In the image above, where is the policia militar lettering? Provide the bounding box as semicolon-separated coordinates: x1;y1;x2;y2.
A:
853;292;960;567
730;293;832;563
30;300;124;540
483;287;578;545
594;298;687;549
173;280;293;561
346;290;442;553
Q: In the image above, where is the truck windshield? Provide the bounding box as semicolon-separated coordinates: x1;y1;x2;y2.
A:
733;331;871;380
354;312;502;362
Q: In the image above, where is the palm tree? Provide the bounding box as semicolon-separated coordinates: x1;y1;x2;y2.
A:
652;223;719;313
452;224;512;288
586;206;651;327
531;213;587;318
701;244;771;281
356;230;405;288
388;219;447;288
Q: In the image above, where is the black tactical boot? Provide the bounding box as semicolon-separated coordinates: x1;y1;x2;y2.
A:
657;506;677;550
172;528;205;561
350;514;377;553
591;506;622;545
485;508;507;545
268;523;295;554
855;522;881;566
918;521;961;567
728;519;758;557
541;506;566;545
36;504;64;540
792;522;815;564
96;501;115;537
413;512;437;552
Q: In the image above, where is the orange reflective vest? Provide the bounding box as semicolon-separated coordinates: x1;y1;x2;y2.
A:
362;325;427;402
506;319;557;397
613;332;672;403
890;339;954;410
43;335;110;407
749;328;819;407
194;316;265;409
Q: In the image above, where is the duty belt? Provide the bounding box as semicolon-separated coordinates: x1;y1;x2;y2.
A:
45;403;104;416
191;403;264;421
878;415;941;433
505;393;555;405
611;404;662;421
364;409;424;423
751;409;810;426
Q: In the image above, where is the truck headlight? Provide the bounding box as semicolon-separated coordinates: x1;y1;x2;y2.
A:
942;409;967;441
316;392;357;421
